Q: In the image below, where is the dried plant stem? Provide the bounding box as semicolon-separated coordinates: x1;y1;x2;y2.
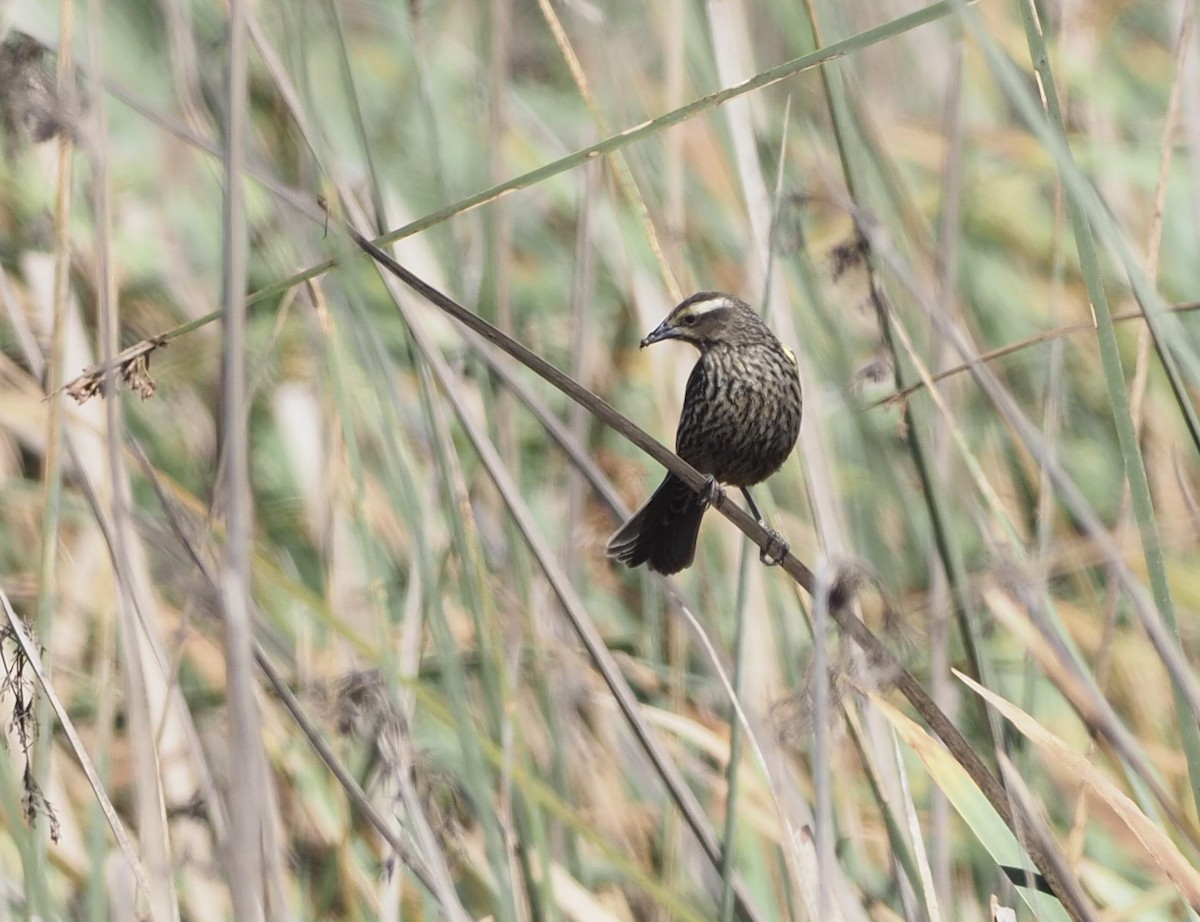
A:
219;1;269;918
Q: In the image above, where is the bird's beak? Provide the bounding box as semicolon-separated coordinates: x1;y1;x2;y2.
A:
640;320;680;348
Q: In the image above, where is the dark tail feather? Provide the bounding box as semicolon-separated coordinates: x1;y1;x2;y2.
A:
606;473;706;574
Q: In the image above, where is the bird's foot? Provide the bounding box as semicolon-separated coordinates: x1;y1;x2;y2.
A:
700;476;725;509
759;531;789;567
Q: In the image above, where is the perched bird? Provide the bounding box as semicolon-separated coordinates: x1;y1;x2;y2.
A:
606;292;802;574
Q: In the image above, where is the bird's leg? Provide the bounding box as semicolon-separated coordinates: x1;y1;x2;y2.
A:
740;487;789;566
700;475;725;509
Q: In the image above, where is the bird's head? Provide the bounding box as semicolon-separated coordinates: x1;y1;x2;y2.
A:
640;292;763;350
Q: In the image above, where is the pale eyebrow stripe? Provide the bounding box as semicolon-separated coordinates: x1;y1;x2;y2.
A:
680;296;729;317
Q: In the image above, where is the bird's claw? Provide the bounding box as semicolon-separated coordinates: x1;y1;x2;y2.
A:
700;476;725;509
759;531;789;566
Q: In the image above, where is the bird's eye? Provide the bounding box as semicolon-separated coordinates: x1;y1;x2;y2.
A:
682;314;697;325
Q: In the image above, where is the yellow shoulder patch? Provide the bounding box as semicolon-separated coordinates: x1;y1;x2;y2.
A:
782;343;798;366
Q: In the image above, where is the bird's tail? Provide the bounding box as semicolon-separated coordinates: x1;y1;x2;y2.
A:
606;473;706;575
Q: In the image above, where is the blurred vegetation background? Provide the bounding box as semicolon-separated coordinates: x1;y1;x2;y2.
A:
1;0;1198;919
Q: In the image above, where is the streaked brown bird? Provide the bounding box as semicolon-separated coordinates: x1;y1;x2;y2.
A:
606;292;802;574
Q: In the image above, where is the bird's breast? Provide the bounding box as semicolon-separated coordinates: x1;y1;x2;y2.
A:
675;343;802;486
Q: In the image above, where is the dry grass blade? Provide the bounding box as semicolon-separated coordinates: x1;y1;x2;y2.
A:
217;1;270;916
966;674;1200;911
982;587;1200;851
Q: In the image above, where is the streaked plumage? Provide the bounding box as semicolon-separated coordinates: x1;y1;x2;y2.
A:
606;292;802;574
